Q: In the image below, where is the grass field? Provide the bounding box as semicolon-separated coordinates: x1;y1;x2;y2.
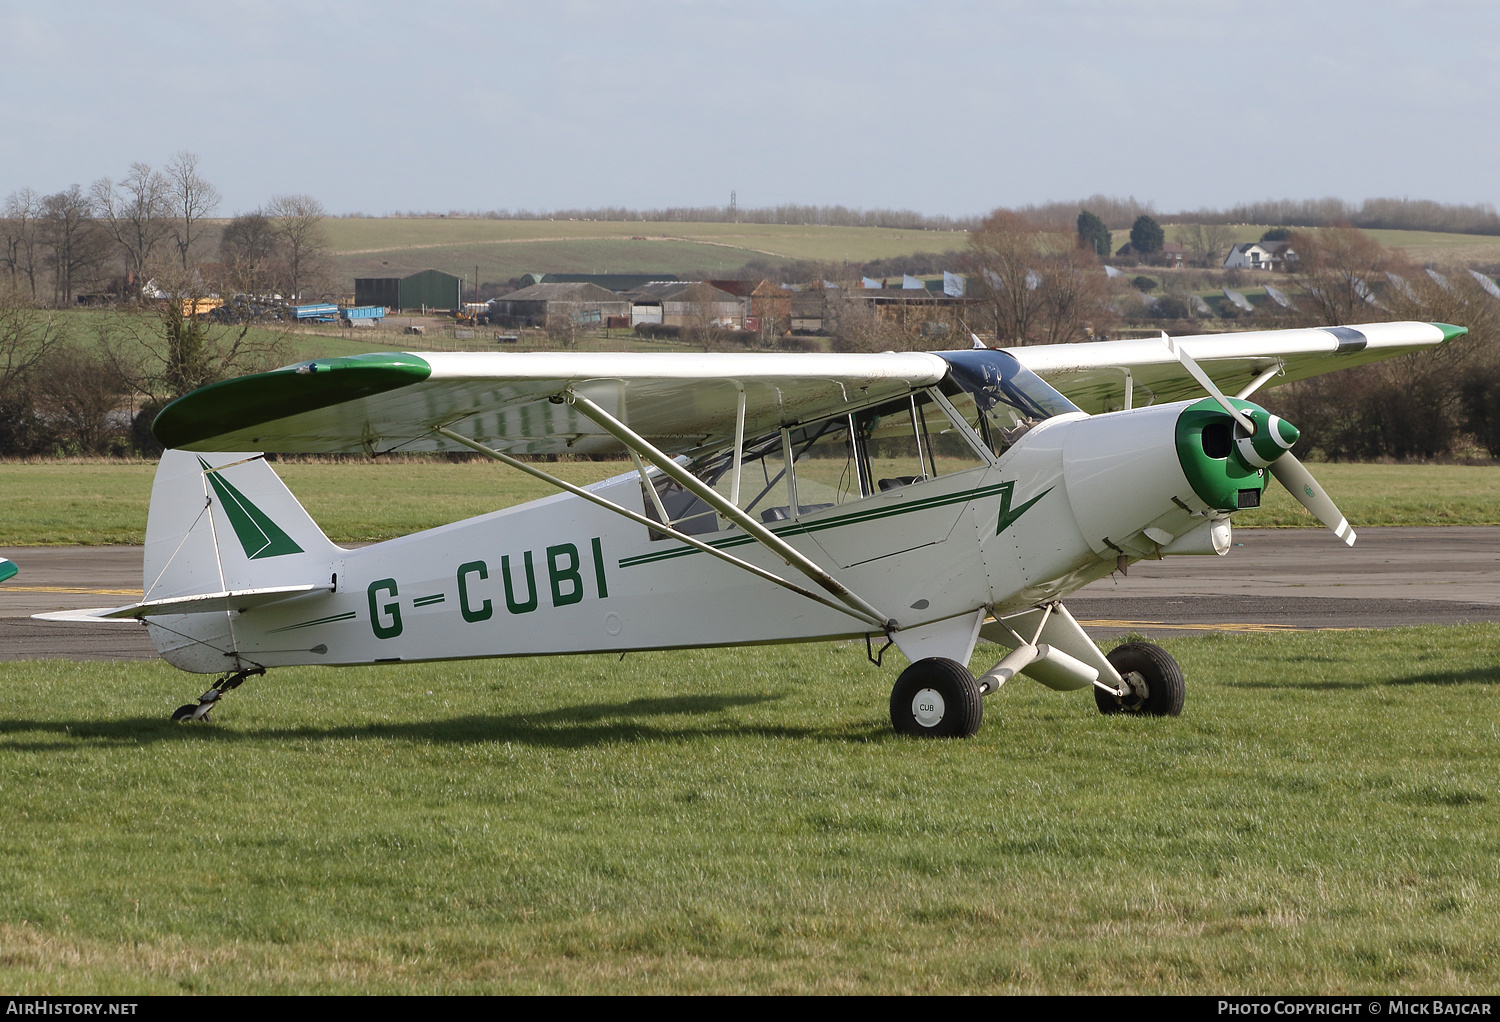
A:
319;218;972;291
0;625;1496;993
317;217;1500;294
1;459;1496;547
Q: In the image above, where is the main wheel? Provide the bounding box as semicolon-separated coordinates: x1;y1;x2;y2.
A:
1096;641;1184;716
890;657;983;738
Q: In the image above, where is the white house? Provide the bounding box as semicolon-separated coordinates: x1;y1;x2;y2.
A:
1223;241;1297;271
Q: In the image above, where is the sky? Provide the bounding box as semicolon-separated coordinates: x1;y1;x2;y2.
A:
3;0;1497;219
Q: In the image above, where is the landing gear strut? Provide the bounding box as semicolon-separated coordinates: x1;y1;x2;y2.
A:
171;667;264;722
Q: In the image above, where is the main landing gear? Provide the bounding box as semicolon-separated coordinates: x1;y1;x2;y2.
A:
889;657;984;738
888;639;1185;737
171;667;264;722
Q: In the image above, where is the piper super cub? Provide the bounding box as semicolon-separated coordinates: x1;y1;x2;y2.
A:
39;320;1466;735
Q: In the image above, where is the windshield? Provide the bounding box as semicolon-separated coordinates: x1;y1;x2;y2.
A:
936;349;1081;457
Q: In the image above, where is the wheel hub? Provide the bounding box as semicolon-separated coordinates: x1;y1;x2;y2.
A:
1118;670;1149;711
911;687;946;728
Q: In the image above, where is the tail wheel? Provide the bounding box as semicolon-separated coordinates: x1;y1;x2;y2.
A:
1097;641;1184;716
890;657;983;738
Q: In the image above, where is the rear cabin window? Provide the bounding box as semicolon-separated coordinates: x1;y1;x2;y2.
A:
642;390;987;539
642;431;791;539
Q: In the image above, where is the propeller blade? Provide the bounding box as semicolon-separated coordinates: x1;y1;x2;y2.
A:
1268;453;1357;546
1163;332;1256;433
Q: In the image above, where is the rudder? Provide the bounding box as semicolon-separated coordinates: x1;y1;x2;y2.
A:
144;450;341;611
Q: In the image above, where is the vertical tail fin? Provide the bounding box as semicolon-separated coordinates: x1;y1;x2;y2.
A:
145;450;341;603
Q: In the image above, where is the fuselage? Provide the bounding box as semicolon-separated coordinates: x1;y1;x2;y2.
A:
148;394;1246;674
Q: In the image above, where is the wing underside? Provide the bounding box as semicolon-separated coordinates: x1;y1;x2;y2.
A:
153;351;952;457
150;322;1462;454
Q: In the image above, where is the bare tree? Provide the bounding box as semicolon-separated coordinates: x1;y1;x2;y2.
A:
91;163;172;281
1288;225;1391;325
0;287;64;392
544;309;580;347
101;283;291;455
967;210;1051;344
1;188;44;301
33;345;128;454
1034;244;1114;344
41;185;109;305
1180;223;1235;268
967;209;1110;344
164;151;220;271
265;193;328;299
219;209;279;295
0;287;66;453
825;287;931;352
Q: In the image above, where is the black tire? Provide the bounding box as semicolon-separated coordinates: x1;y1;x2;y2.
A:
170;704;198;722
1096;641;1184;716
890;657;983;738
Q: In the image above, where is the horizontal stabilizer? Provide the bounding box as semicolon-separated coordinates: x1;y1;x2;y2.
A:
33;583;330;623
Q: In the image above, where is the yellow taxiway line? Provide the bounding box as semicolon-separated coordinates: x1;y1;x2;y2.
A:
1079;619;1362;633
4;586;144;596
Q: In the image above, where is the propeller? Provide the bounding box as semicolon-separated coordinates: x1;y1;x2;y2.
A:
1164;332;1356;546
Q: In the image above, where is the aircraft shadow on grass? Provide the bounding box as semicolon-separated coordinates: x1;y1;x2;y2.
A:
0;691;892;751
1222;664;1500;691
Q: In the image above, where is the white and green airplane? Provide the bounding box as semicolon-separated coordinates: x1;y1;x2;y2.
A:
39;321;1466;734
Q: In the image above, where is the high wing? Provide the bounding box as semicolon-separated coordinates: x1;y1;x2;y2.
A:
153;351;951;457
151;321;1463;455
1010;321;1465;413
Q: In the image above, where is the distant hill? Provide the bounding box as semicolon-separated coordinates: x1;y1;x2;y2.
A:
317;219;971;297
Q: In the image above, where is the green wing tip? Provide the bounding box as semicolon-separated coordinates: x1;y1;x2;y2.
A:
0;559;16;583
1432;323;1468;342
152;352;433;450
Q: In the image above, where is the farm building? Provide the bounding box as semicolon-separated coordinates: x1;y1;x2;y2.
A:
488;282;634;328
790;285;969;335
519;272;680;292
354;269;462;311
626;281;743;329
706;279;793;333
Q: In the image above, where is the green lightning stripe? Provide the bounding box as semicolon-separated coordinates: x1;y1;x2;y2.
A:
619;481;1016;569
198;457;305;560
996;482;1052;535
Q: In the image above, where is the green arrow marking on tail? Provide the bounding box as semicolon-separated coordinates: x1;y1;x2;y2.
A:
198;458;304;559
996;481;1052;535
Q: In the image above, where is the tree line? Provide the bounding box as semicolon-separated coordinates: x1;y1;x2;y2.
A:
2;154;331;308
0;155;324;456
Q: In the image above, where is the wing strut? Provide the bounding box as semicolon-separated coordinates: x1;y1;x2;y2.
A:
564;392;897;631
433;427;892;630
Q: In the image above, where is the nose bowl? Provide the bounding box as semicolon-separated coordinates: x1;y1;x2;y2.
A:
1174;398;1276;512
